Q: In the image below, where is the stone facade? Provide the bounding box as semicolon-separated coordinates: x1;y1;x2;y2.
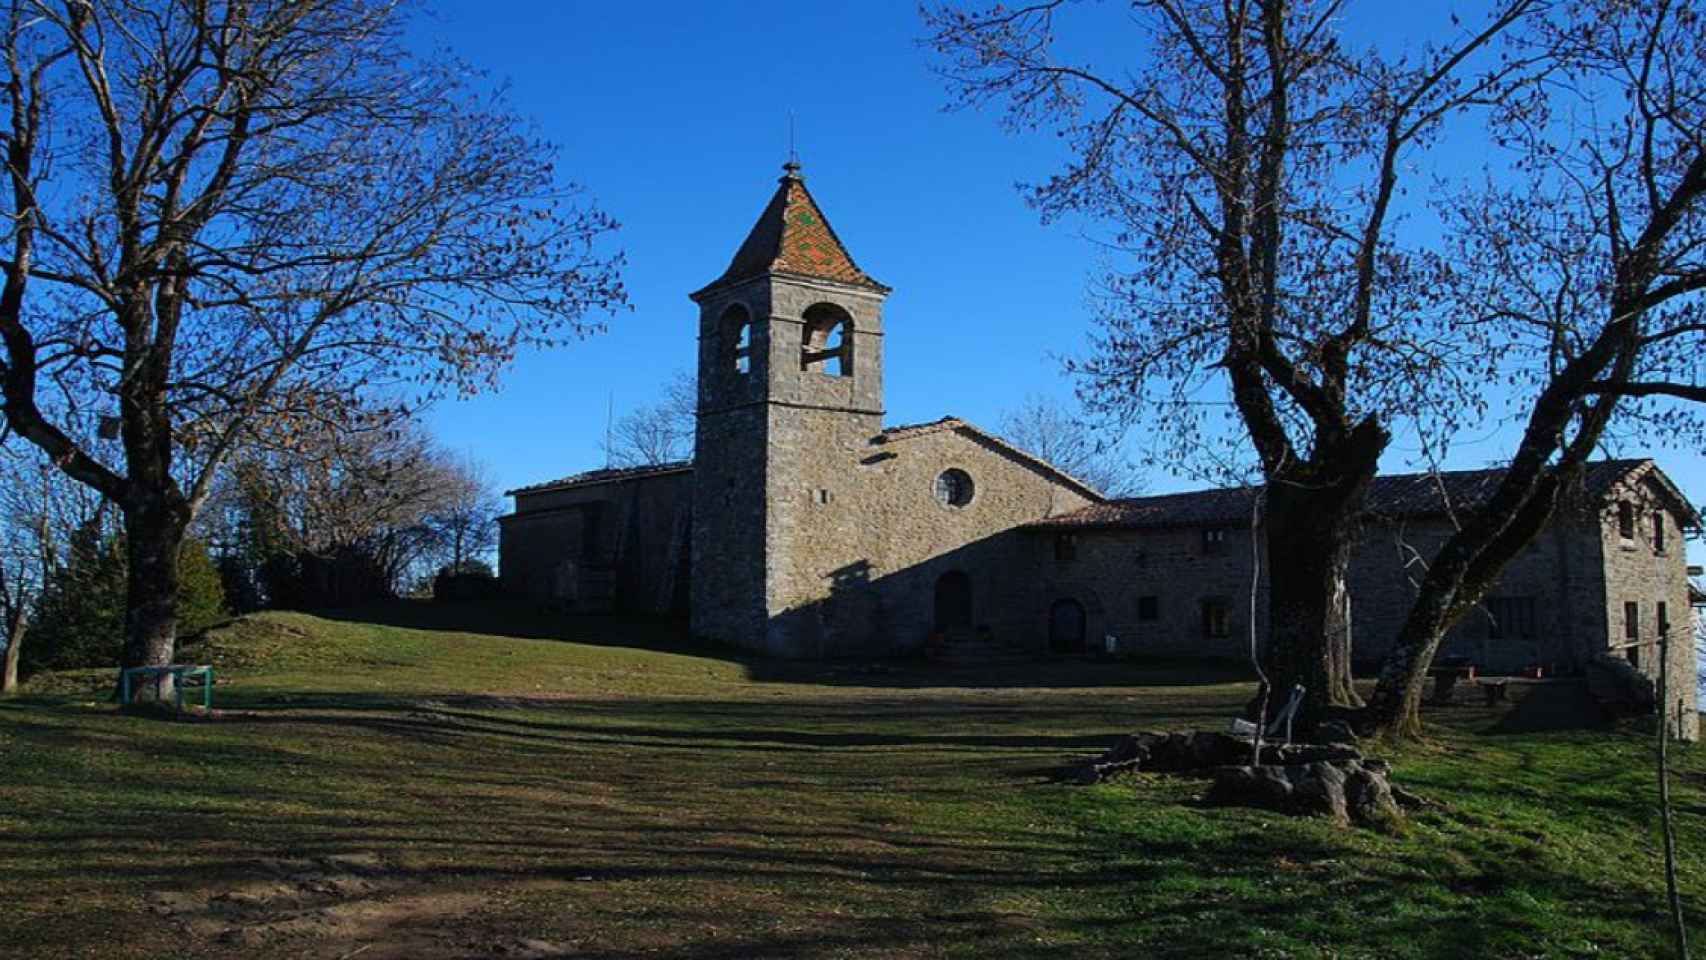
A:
503;164;1098;658
685;199;1097;655
496;162;1699;736
1027;461;1700;739
498;465;691;617
1594;467;1698;740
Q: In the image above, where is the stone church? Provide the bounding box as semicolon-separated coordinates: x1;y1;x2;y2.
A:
498;163;1699;732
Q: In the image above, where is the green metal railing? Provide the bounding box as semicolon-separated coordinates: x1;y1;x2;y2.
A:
119;665;215;711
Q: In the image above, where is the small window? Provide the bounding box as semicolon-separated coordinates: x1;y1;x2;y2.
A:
813;488;832;505
1485;597;1536;640
1658;601;1670;636
1626;645;1641;669
935;469;974;508
1053;534;1077;562
1201;598;1230;638
1137;596;1159;621
1202;528;1230;555
1624;601;1640;641
1654;513;1666;553
1618;501;1635;541
721;304;753;376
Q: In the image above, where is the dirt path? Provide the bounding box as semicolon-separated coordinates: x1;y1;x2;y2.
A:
146;852;573;959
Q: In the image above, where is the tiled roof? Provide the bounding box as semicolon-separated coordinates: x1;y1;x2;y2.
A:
877;416;963;442
1028;459;1687;530
505;460;692;497
875;416;1105;501
693;164;888;297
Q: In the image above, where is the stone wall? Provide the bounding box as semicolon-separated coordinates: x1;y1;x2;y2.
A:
1342;515;1607;671
1593;468;1698;740
1037;497;1687;685
1033;524;1270;658
688;273;890;653
500;470;691;617
687;270;1101;658
763;417;1096;657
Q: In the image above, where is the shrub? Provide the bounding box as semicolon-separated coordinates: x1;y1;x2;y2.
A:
25;535;227;672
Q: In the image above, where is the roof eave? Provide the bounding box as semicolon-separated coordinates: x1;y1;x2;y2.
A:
690;268;891;302
505;464;694;498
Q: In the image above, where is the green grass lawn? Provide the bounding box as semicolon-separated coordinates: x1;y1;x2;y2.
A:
1;603;1701;959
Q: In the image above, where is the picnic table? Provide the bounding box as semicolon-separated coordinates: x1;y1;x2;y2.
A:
119;664;215;711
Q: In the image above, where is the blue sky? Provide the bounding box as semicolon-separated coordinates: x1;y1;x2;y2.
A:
409;2;1704;563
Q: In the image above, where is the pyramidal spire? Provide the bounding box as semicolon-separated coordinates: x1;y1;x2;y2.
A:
693;162;888;298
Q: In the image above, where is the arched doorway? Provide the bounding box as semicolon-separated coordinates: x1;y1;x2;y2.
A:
934;571;973;636
1049;598;1087;654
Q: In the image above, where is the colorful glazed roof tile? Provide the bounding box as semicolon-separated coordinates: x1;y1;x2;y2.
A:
694;163;888;297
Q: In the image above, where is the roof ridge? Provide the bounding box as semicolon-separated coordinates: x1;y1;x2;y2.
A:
506;460;693;497
1031;458;1688;530
876;415;1104;501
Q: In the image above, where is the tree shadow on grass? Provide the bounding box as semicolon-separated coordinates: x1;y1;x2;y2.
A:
4;689;1701;960
308;600;1260;692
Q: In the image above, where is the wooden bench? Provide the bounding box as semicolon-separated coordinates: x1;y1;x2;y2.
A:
120;664;215;711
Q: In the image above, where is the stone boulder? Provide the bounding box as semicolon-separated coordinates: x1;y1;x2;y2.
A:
1207;758;1402;827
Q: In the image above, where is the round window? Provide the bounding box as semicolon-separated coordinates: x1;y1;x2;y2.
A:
934;468;974;508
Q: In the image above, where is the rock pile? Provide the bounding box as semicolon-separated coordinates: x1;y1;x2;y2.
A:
1067;730;1421;828
1070;730;1364;782
1207;757;1402;827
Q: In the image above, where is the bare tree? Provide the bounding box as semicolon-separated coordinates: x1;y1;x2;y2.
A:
0;437;106;691
423;453;502;574
1364;0;1706;736
212;418;485;604
925;0;1540;723
999;394;1142;496
0;1;624;701
0;465;30;692
604;370;695;468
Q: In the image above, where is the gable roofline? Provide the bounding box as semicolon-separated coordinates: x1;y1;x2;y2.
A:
691;164;889;299
1025;458;1696;532
875;416;1106;503
1619;458;1702;530
506;461;693;498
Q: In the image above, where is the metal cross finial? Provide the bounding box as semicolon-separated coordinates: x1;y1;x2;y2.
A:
783;112;802;178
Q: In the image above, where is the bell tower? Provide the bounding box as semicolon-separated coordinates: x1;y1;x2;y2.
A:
688;162;890;653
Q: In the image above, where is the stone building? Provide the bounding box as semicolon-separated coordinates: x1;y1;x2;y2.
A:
498;162;1699;732
1027;460;1700;738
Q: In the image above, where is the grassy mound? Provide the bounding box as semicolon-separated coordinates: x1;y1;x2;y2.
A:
1;603;1700;959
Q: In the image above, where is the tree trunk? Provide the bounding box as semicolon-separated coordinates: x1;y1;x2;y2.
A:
2;613;21;695
1362;580;1455;738
119;497;189;705
1261;481;1365;728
